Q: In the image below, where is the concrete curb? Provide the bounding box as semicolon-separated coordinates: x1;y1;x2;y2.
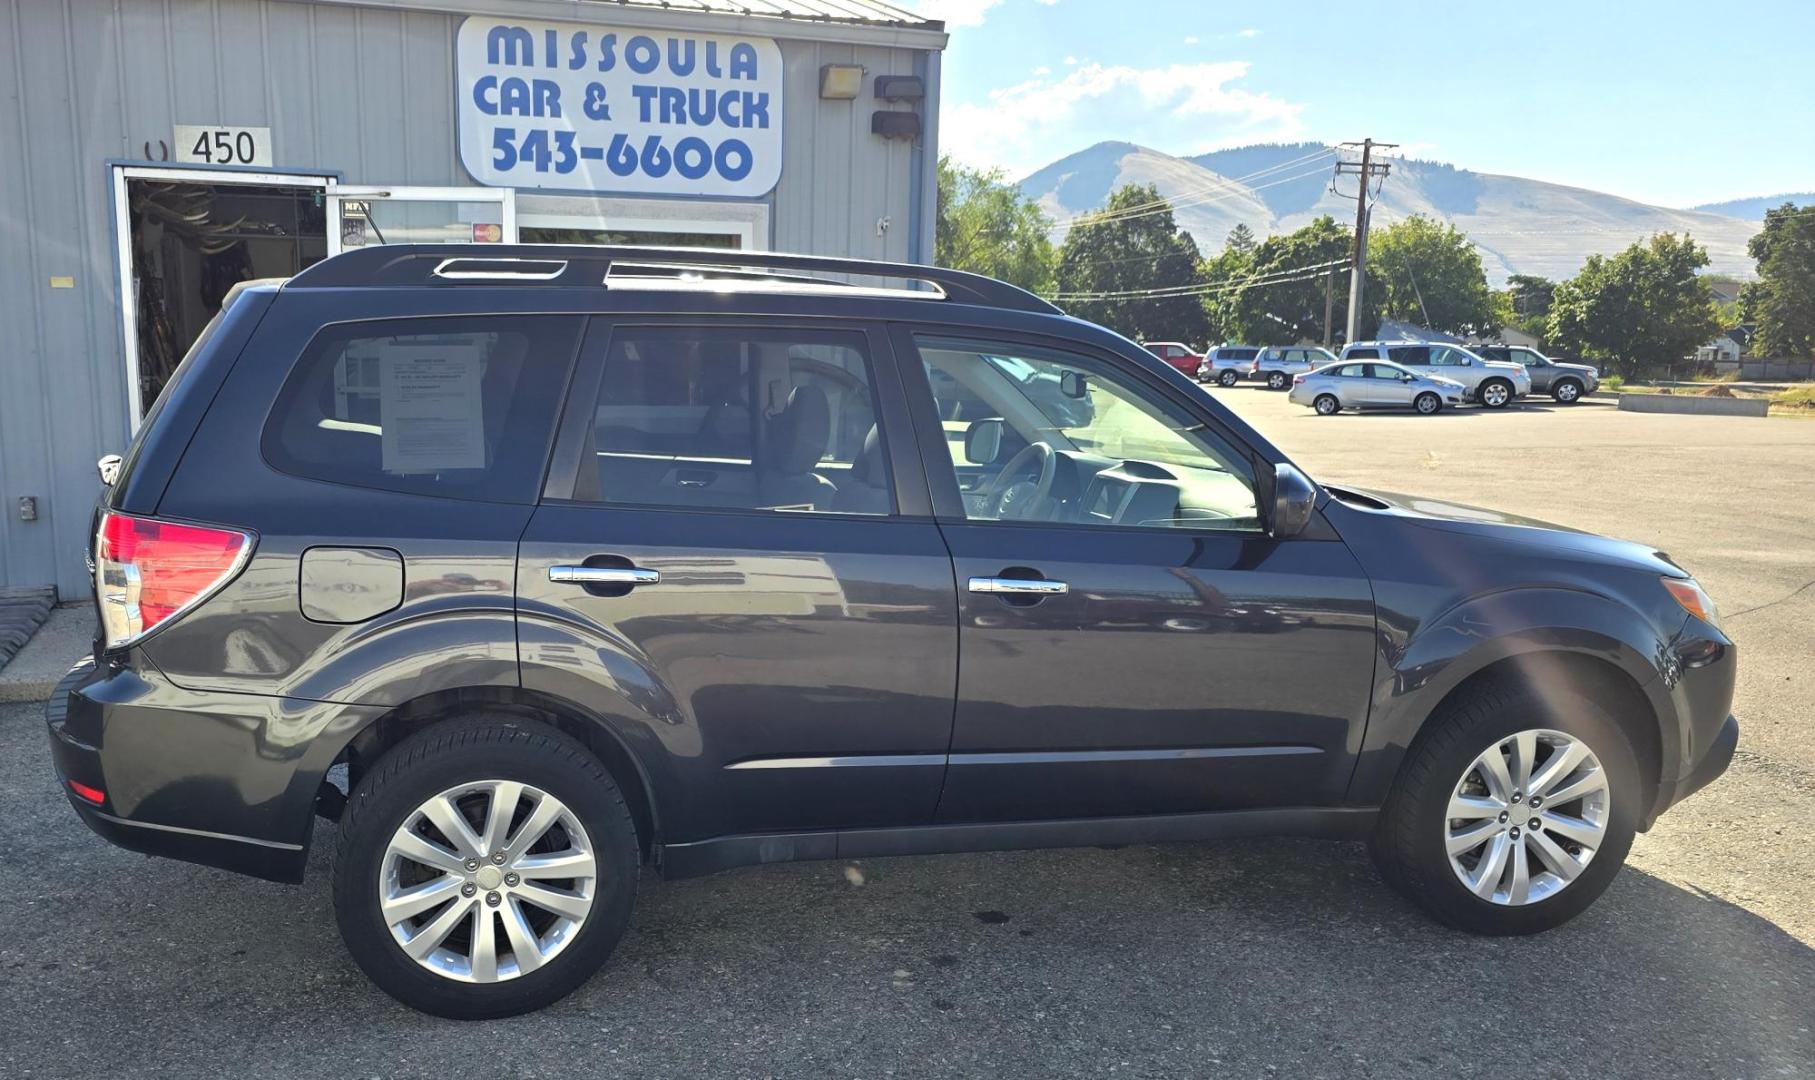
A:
1617;393;1771;417
0;605;93;703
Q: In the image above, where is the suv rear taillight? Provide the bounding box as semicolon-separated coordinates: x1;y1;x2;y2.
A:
95;510;253;649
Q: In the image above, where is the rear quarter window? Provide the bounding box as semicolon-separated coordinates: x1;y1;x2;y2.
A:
261;315;582;503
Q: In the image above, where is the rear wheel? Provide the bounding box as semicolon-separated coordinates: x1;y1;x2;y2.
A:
1314;394;1341;415
1267;371;1289;390
1553;379;1583;404
1371;681;1640;935
1218;369;1240;387
333;716;640;1019
1479;378;1514;409
1414;391;1442;415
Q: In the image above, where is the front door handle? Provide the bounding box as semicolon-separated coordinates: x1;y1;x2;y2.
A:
549;565;660;587
968;576;1068;596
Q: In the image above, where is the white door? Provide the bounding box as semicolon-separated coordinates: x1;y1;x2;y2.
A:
327;186;516;254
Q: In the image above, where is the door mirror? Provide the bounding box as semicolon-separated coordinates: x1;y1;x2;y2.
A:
1059;370;1088;399
1401;373;1416;382
1268;463;1317;539
964;418;1005;465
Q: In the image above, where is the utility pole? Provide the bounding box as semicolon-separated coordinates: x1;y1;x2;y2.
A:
1332;138;1396;345
1322;267;1337;349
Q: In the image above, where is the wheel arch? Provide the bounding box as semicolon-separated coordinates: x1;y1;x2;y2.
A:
334;685;664;860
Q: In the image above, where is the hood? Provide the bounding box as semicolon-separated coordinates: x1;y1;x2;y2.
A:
1552;361;1599;376
1324;485;1684;576
1482;361;1527;374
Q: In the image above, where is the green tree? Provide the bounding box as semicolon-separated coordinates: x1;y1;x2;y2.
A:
1054;183;1211;344
1503;274;1556;338
935;156;1056;294
1548;233;1720;377
1219;215;1352;346
1365;216;1495;336
1224;223;1258;255
1745;202;1815;358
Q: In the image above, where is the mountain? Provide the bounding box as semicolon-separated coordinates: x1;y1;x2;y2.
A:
1020;141;1765;286
1691;193;1815;221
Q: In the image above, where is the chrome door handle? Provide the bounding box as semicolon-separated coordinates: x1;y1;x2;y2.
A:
968;576;1068;596
549;566;660;586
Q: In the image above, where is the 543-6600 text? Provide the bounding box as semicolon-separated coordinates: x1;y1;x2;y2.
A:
491;128;754;182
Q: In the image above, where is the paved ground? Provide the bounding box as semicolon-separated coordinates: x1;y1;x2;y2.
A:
3;390;1812;1078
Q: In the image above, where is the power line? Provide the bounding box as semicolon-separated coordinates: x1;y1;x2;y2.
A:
1046;148;1339;233
1045;144;1337;229
1048;258;1350;301
1331;138;1397;343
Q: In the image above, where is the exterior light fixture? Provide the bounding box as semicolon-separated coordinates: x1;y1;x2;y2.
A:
819;64;865;100
873;76;924;101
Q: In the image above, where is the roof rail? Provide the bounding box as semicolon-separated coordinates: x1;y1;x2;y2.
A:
286;243;1061;315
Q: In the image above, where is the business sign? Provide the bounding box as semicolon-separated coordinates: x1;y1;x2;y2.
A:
455;17;783;198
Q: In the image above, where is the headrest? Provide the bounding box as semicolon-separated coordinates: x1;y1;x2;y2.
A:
768;384;830;475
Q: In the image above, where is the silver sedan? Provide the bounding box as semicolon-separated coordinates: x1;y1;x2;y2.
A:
1288;360;1467;415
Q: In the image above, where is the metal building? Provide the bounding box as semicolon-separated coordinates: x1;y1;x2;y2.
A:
0;0;947;596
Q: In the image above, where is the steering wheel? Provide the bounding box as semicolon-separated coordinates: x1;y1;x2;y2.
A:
982;442;1058;520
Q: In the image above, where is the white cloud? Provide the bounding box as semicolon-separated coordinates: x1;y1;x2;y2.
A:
1238;27;1260;38
901;0;1003;27
1183;35;1199;44
1064;55;1079;65
942;60;1307;177
1032;65;1051;75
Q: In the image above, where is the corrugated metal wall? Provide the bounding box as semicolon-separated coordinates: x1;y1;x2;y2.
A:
0;0;935;596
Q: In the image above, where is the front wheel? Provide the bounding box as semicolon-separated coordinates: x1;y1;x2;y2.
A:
1370;681;1640;935
1414;391;1442;415
1313;394;1341;415
1218;369;1240;388
1267;371;1289;390
1479;379;1514;409
1553;379;1583;404
333;717;641;1019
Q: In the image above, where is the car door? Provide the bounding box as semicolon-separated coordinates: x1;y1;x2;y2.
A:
1365;363;1414;406
894;327;1377;823
1329;362;1371;403
1387;344;1433;382
517;319;959;844
1510;347;1551;392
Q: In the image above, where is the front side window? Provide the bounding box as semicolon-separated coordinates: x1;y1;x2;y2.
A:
568;327;892;516
263;316;580;502
1388;345;1431;365
1426;347;1469;366
1513;348;1546;367
917;336;1259;532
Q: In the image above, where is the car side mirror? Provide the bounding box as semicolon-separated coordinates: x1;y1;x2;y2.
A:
1059;370;1088;399
1268;463;1317;539
964;419;1005;465
1401;374;1416;382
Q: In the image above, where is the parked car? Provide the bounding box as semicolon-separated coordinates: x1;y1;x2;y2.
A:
1206;345;1261;386
1288;359;1467;415
1474;345;1600;404
1142;340;1204;379
1249;345;1339;390
1339;341;1530;408
53;245;1736;1019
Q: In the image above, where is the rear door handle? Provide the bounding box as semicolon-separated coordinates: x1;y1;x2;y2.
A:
968;576;1068;596
549;566;660;586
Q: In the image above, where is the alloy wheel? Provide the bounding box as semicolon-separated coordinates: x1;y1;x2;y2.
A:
1482;382;1510;408
1268;372;1287;389
1416;393;1440;414
1444;729;1609;906
380;780;598;983
1556;382;1580;403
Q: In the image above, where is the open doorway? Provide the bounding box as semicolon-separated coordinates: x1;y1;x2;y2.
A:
113;166;333;423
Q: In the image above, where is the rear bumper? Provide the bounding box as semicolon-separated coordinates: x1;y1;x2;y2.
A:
45;655;381;883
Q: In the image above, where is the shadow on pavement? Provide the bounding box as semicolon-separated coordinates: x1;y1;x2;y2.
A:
10;817;1812;1078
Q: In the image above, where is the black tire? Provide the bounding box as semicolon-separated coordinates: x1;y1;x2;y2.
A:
1553;379;1583;404
1370;680;1641;935
1479;378;1514;409
1267;371;1289;390
1414;391;1442;415
1313;394;1341;415
1218;369;1240;387
333;716;640;1019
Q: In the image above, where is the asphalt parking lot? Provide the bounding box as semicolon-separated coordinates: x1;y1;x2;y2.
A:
4;389;1812;1078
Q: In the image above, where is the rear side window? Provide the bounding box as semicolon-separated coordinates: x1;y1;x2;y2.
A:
1345;347;1379;359
569;326;893;516
263;316;582;503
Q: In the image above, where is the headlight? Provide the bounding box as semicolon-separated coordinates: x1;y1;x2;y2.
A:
1662;576;1720;628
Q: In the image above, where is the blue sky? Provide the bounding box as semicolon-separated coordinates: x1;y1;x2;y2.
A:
907;0;1815;207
